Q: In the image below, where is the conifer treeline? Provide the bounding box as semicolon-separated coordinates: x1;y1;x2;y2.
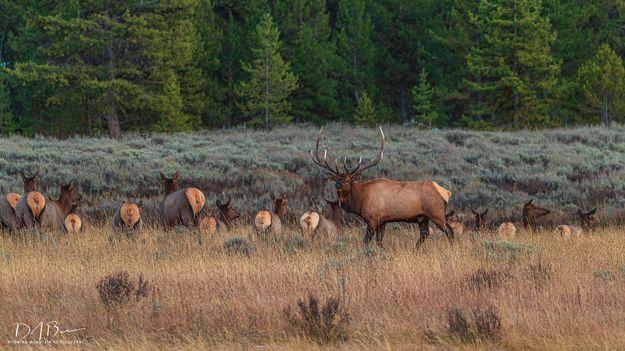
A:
0;0;624;137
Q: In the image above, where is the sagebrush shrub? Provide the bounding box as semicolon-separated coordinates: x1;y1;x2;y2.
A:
283;293;350;343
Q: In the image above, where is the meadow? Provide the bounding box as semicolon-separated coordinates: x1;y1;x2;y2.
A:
2;125;625;350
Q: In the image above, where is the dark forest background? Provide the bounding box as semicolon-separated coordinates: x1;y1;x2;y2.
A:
1;0;624;138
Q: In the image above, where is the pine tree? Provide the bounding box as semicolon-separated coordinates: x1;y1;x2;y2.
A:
466;0;561;128
577;44;625;126
236;13;298;129
0;73;15;134
412;69;438;127
354;91;377;126
335;0;376;119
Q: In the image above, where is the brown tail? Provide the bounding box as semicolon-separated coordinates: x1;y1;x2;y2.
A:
27;192;46;221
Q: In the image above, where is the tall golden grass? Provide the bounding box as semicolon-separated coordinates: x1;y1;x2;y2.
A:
1;224;625;350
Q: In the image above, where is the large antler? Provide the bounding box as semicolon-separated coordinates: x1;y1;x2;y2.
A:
344;126;385;176
311;127;340;176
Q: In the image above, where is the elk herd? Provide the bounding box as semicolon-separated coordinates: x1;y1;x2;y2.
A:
0;128;599;245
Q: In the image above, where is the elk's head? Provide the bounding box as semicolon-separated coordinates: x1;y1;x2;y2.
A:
271;192;287;218
160;171;180;194
216;198;240;222
324;197;344;226
311;127;384;206
471;208;488;230
578;208;597;231
523;199;550;219
58;180;83;205
21;171;39;193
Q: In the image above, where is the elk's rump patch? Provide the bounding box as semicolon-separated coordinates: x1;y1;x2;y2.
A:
300;211;320;234
255;210;272;231
431;181;452;203
200;216;217;235
120;202;141;227
498;222;517;240
185;188;205;216
64;214;82;233
26;192;45;219
6;193;20;210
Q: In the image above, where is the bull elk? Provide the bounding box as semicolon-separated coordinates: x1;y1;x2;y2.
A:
64;201;82;233
554;208;597;239
17;180;82;231
160;172;205;229
200;198;240;235
254;193;287;235
497;199;550;239
311;127;454;246
471;208;489;231
113;200;144;232
0;171;39;230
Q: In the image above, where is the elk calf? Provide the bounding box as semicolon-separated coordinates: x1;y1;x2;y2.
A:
300;200;340;239
199;198;240;235
64;201;82;233
471;208;489;231
554;208;597;239
497;199;550;239
113;200;144;232
429;210;465;235
254;193;287;235
160;172;205;229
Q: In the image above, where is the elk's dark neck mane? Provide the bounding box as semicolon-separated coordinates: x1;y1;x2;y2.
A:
163;185;180;196
56;193;74;216
23;182;37;193
217;207;231;229
341;182;365;216
274;206;286;221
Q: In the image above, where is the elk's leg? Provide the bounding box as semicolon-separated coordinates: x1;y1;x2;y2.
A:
416;218;430;247
375;223;386;243
364;222;377;245
431;216;454;244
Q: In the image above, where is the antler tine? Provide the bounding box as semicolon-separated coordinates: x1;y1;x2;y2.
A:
354;126;385;175
311;127;339;175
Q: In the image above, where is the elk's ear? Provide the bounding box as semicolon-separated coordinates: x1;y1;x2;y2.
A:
216;199;222;207
160;172;167;181
525;199;535;207
281;192;286;200
471;208;478;215
482;209;488;216
227;197;231;205
172;171;179;181
137;200;143;208
271;193;276;200
589;208;597;215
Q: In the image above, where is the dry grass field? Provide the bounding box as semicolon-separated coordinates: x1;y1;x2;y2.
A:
2;223;625;350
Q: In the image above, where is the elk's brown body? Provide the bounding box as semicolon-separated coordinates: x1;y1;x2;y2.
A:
497;199;550;239
254;193;286;235
324;198;344;232
200;198;240;235
1;172;40;230
113;200;143;231
311;127;454;246
554;208;597;239
18;180;82;231
160;172;205;229
300;208;338;238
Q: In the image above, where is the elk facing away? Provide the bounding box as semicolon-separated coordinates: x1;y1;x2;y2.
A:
160;172;206;229
200;198;240;235
299;199;342;239
311;127;454;246
497;199;550;239
0;171;40;230
554;208;597;239
113;200;144;232
254;193;287;235
17;180;82;231
64;200;82;233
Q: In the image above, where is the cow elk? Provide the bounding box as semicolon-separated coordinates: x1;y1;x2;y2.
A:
160;172;205;229
471;208;489;231
554;208;597;239
311;127;454;246
324;198;344;232
64;201;82;233
17;180;82;231
200;198;240;235
0;171;40;230
254;193;287;236
113;200;144;232
497;199;550;239
300;200;341;239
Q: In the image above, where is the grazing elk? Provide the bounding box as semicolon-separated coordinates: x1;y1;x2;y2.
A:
199;198;240;235
0;171;40;230
554;208;597;239
113;200;144;232
311;127;454;246
160;172;205;229
17;180;82;231
471;208;489;231
64;201;82;233
497;199;550;239
299;200;342;238
254;193;287;235
445;210;466;235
